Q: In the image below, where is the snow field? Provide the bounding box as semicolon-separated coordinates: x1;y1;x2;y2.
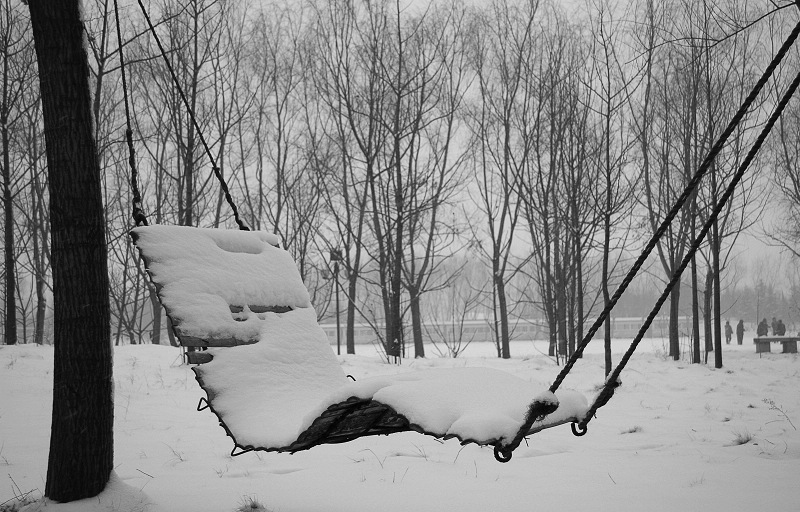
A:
1;340;799;512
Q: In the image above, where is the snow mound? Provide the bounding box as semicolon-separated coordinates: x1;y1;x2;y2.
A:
19;472;163;512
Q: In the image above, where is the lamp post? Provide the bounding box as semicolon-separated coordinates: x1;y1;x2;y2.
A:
330;249;342;355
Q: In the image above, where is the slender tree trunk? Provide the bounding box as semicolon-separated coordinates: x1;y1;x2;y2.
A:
409;286;425;358
704;269;713;362
492;279;502;358
691;198;700;363
150;288;162;345
495;271;511;359
34;267;47;344
1;55;16;345
669;283;680;360
28;0;113;501
572;200;582;357
2;129;15;345
555;236;568;357
712;219;722;368
691;256;701;363
31;134;47;345
602;96;613;376
346;273;357;355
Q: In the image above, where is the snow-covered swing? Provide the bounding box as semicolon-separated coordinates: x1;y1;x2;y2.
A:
121;1;800;462
131;225;589;460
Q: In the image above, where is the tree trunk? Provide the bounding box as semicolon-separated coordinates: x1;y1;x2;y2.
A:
2;53;16;345
31;132;47;345
29;0;113;502
704;269;713;363
149;285;162;345
712;218;723;368
669;283;680;360
346;273;357;355
690;198;700;364
2;133;15;346
495;271;511;359
691;255;701;364
556;248;568;357
409;286;425;358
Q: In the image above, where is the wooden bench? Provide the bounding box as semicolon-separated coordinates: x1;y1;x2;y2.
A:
754;336;798;355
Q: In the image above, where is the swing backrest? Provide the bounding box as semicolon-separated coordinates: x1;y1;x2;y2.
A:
131;225;312;363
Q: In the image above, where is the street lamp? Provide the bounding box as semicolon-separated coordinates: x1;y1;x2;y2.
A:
330;248;342;355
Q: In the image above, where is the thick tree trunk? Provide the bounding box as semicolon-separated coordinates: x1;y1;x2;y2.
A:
28;0;113;501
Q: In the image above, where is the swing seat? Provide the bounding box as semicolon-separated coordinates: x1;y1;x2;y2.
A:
131;225;589;457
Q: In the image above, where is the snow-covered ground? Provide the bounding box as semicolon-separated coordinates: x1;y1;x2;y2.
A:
2;339;799;512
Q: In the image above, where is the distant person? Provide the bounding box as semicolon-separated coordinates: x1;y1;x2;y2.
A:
724;320;733;344
776;319;786;336
771;316;778;335
757;318;769;337
736;319;745;345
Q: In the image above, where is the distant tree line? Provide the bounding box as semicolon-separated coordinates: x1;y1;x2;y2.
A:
2;0;800;369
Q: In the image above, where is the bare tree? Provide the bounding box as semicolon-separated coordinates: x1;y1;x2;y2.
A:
768;10;800;256
312;0;389;355
425;253;486;358
584;0;639;373
466;0;541;359
396;1;471;358
1;0;34;345
28;0;113;500
519;4;602;361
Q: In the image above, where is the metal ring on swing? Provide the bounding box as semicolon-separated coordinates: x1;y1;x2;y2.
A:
571;421;587;437
493;445;513;463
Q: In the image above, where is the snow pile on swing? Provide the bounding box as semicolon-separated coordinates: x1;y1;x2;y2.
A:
131;225;589;451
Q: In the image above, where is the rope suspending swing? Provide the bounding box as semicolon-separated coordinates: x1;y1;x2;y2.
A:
116;0;250;231
113;0;148;228
583;62;800;428
495;18;800;462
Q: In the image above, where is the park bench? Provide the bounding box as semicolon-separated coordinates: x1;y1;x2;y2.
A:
753;336;798;355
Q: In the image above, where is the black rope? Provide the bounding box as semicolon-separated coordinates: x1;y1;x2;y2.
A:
135;0;249;231
501;19;800;456
549;19;800;394
579;64;800;431
114;0;148;227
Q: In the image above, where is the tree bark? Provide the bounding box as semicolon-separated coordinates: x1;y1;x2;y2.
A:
28;0;113;501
